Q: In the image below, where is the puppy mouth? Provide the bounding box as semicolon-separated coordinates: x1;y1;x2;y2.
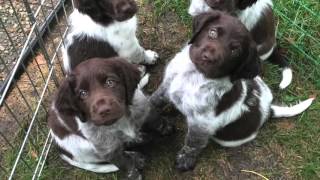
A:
195;57;218;66
101;118;119;126
91;110;125;126
92;116;121;126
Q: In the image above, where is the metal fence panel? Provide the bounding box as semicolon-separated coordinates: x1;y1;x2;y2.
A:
0;0;72;179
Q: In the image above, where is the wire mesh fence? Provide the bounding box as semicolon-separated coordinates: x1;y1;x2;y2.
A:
274;0;320;87
0;0;319;179
0;0;72;179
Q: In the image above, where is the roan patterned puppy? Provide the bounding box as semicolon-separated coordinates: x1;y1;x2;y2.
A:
188;0;293;89
150;11;314;171
48;57;154;179
62;0;158;73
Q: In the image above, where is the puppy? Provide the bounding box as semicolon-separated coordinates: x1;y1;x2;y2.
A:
188;0;293;89
62;0;158;73
150;11;314;171
48;57;152;179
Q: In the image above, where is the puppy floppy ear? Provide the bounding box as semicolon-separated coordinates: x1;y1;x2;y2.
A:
231;39;261;81
114;59;141;105
55;75;85;121
189;12;221;44
205;0;218;8
237;0;258;10
74;0;100;17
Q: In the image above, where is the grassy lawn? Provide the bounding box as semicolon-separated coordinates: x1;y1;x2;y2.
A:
2;0;319;179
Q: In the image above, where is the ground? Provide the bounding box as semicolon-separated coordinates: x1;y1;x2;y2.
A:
1;0;319;179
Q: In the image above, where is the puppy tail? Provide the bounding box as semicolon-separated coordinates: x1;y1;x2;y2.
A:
138;73;150;89
279;67;293;89
61;155;119;173
271;98;314;118
267;46;293;89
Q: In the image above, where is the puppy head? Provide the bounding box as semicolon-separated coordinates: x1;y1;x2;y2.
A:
55;57;140;126
74;0;138;22
189;11;260;81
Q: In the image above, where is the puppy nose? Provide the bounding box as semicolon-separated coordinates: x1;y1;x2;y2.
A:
117;2;133;13
98;105;111;117
202;53;210;61
121;3;131;12
202;48;215;61
93;98;115;116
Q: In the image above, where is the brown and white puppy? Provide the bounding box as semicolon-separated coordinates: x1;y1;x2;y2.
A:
48;57;153;178
62;0;158;74
150;11;313;171
188;0;293;89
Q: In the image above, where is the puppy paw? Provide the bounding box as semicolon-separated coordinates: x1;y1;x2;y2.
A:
125;151;146;170
138;73;149;89
125;132;153;148
175;146;197;171
157;117;175;136
144;50;159;64
137;65;146;77
149;94;166;108
127;168;142;180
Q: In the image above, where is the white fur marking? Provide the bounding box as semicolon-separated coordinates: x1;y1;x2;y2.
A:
61;154;119;173
259;45;275;61
51;103;73;132
188;0;211;16
237;0;273;30
144;50;159;64
271;98;314;118
279;68;293;89
212;133;258;147
138;73;150;89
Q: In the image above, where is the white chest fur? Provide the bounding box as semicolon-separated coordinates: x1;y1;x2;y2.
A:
164;46;250;134
66;9;137;51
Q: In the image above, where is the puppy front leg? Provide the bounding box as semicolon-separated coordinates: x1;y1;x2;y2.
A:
110;150;145;180
149;82;169;109
123;37;159;65
176;124;210;171
142;105;175;136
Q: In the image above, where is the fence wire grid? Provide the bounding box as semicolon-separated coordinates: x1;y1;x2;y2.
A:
0;0;319;179
0;0;72;179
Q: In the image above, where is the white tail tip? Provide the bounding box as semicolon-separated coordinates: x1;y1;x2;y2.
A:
279;68;293;89
272;98;315;118
138;73;150;89
61;155;119;173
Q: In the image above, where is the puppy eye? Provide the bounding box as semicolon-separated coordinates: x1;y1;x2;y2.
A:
208;28;218;39
231;46;241;57
106;79;115;87
79;89;88;98
230;41;241;54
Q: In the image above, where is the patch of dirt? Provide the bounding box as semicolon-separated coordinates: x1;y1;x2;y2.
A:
137;3;190;94
276;120;296;131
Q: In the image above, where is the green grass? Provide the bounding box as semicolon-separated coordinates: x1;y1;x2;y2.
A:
2;0;319;179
